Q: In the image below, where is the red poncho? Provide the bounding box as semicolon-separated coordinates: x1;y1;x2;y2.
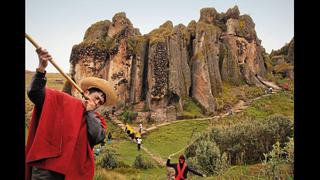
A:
25;88;94;180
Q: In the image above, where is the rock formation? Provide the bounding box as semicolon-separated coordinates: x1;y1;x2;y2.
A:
269;38;294;79
66;6;283;122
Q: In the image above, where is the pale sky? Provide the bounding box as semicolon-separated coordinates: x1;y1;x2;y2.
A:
26;0;294;73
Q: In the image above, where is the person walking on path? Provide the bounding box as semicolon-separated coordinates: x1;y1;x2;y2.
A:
137;137;142;151
107;132;112;144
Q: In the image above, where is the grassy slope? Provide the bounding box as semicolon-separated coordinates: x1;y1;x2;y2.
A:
25;71;294;179
143;120;210;160
111;84;294;179
245;91;294;120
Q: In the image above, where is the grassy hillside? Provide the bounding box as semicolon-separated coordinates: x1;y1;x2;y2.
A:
25;70;294;179
94;80;294;179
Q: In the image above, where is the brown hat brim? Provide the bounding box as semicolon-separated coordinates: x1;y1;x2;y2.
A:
79;77;117;106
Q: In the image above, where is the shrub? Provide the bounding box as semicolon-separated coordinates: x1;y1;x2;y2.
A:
98;149;119;169
185;115;293;166
133;154;154;169
186;139;229;176
262;137;294;179
216;115;293;164
121;110;138;124
178;97;205;119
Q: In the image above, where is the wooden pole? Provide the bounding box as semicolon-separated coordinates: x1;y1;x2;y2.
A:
25;33;84;95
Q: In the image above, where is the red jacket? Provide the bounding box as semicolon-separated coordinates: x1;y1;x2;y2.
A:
25;88;94;180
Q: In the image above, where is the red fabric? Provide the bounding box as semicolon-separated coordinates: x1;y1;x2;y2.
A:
175;162;187;180
25;88;94;180
94;112;106;129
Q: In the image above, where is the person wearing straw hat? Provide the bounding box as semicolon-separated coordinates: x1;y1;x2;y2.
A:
25;47;117;180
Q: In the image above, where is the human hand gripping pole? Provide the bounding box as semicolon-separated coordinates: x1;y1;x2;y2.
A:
25;33;88;100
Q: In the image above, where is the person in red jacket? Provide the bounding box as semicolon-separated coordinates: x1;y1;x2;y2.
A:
25;47;117;180
166;155;206;180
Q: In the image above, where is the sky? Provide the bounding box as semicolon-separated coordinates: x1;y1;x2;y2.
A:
26;0;294;73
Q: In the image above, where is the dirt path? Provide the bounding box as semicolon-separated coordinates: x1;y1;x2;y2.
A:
256;75;282;90
140;146;166;167
143;90;279;135
108;81;280;135
109;85;280;135
107;80;282;166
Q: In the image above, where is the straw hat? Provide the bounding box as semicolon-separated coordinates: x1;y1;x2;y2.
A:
79;77;117;106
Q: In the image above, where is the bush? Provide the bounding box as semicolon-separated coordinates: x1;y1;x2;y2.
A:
185;115;293;166
186;139;229;176
133;154;154;169
216;115;293;164
121;110;138;124
262;137;294;179
178;97;205;119
98;149;119;169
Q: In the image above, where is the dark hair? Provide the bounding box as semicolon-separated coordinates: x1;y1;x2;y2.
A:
87;87;106;103
179;155;185;160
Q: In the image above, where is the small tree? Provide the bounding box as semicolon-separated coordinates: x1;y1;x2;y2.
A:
186;139;229;176
121;110;138;124
133;154;154;169
99;149;119;169
263;138;294;179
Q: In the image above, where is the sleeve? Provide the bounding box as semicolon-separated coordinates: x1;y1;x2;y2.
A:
166;159;175;168
187;166;204;177
27;70;47;117
94;112;107;129
86;111;106;147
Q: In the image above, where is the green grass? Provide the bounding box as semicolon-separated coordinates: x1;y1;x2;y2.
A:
244;91;294;120
143;120;210;160
178;97;206;119
215;82;265;112
25;71;294;179
112;140;153;166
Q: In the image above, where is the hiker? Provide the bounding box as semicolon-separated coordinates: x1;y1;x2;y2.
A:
139;123;143;133
129;131;135;143
166;155;206;179
135;131;141;140
108;132;112;144
137;137;142;151
125;124;132;135
25;47;117;180
111;106;116;115
283;82;289;91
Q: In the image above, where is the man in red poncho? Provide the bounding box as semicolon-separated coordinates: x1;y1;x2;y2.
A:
25;47;117;180
166;155;206;180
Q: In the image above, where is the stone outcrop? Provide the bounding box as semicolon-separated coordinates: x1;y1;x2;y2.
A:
67;6;279;121
269;38;294;79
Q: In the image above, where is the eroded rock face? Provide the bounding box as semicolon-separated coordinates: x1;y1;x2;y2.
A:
167;24;192;111
224;5;240;20
147;42;169;107
199;8;219;24
190;21;223;113
68;7;278;120
269;38;294;79
219;33;267;86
